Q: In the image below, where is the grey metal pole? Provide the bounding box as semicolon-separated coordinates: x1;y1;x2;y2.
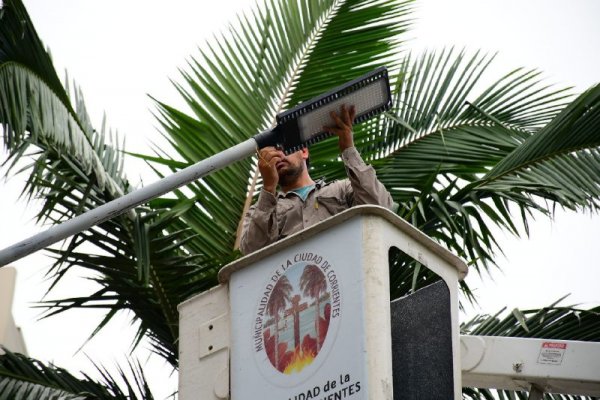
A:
0;138;258;267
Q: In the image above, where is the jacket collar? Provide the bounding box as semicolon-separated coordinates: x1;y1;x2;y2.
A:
276;177;328;199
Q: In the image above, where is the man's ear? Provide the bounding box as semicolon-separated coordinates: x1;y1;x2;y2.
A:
300;147;309;161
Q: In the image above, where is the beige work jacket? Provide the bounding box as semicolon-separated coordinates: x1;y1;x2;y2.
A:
239;147;393;255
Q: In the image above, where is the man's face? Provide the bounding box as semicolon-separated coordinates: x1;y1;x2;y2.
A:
276;150;306;186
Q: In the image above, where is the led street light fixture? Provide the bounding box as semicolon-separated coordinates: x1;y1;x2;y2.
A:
255;66;392;154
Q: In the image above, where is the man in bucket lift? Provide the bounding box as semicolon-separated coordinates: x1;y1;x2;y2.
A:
240;105;393;255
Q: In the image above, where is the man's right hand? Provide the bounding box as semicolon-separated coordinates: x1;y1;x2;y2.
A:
258;146;285;194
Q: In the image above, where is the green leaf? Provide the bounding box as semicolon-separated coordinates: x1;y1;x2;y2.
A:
0;347;155;400
486;83;600;181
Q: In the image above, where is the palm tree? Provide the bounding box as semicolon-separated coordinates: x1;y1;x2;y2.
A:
1;0;599;398
266;276;293;370
300;264;328;351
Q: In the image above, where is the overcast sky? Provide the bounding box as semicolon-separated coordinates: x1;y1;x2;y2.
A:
2;1;599;398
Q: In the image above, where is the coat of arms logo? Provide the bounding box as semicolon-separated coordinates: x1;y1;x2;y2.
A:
253;252;341;380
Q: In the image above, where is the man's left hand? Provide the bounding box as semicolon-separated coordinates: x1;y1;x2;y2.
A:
324;104;356;152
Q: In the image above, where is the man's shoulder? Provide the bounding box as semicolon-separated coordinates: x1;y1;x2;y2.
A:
315;178;351;196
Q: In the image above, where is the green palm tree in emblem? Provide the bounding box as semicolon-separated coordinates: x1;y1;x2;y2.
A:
267;275;293;370
300;264;328;352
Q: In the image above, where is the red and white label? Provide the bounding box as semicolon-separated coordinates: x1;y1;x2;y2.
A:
537;342;567;365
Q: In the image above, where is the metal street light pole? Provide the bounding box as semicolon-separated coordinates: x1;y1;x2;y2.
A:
0;139;258;266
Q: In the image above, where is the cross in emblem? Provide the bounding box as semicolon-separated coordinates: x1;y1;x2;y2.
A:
284;294;308;348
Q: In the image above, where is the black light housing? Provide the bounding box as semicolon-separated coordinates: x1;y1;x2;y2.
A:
255;67;392;154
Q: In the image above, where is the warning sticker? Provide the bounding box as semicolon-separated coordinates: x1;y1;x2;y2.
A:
537;342;567;365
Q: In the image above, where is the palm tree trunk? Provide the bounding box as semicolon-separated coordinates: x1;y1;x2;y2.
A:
315;296;321;352
274;314;280;370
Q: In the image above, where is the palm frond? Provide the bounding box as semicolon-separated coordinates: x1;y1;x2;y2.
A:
486;83;600;181
482;148;600;210
462;302;600;340
0;347;155;400
34;202;220;366
0;0;126;198
480;84;600;211
369;48;573;188
0;0;69;106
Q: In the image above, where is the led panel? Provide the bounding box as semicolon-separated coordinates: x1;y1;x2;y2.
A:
254;67;392;154
297;78;389;143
